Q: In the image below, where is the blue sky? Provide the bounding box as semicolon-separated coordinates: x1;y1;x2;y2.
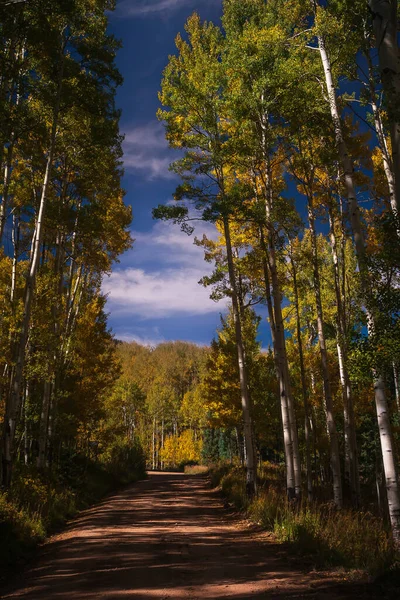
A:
102;0;235;346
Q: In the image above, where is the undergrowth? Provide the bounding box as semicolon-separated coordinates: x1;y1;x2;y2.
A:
210;463;397;576
184;464;209;475
0;441;146;575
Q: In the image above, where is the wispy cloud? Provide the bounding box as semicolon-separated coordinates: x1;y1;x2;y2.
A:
124;122;167;150
114;332;165;346
122;121;176;179
103;266;220;318
130;218;217;267
117;0;197;18
103;219;226;319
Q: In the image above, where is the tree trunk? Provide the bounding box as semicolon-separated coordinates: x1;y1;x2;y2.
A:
37;380;51;470
260;228;295;499
1;49;64;487
0;142;15;243
152;417;156;471
223;215;256;496
289;249;313;502
308;200;342;508
259;113;301;499
23;381;29;466
318;28;400;541
161;418;164;471
0;41;23;243
365;47;400;236
369;0;400;218
393;362;400;414
328;207;359;506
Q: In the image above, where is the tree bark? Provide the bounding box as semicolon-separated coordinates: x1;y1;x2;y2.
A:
394;362;400;414
317;26;400;542
223;215;257;496
328;207;359;506
23;381;29;466
259;227;296;499
1;48;65;487
0;142;15;243
364;47;400;236
307;200;343;508
369;0;400;218
259;111;301;499
289;248;313;501
37;380;51;470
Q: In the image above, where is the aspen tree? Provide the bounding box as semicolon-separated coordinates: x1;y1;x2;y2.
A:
313;0;400;543
155;15;257;494
369;0;400;219
223;0;302;499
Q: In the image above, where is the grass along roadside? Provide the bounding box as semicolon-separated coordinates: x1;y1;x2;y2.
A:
0;441;146;578
209;463;399;577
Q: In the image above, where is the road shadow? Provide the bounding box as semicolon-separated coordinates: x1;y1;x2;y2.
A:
1;473;396;599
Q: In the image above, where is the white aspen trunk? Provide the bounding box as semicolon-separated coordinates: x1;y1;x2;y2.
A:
393;362;400;413
223;215;257;496
308;201;342;508
269;244;301;498
63;268;86;366
152;417;156;471
369;0;400;218
49;228;65;461
243;431;247;463
161;418;164;471
259;113;300;498
374;371;400;541
0;143;15;242
265;197;301;496
365;49;400;237
376;457;383;516
1;50;64;487
328;208;359;506
10;211;19;304
37;380;51;470
235;427;243;465
260;230;295;498
318;29;400;542
0;42;23;242
65;199;81;316
64;265;83;347
2;211;20;390
155;421;159;470
46;381;55;468
290;250;313;502
23;382;29;466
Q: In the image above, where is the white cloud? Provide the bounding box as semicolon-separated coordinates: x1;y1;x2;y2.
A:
130;218;217;267
103;266;220;318
114;332;165;346
103;219;226;319
117;0;197;17
124;122;167;150
122;121;176;180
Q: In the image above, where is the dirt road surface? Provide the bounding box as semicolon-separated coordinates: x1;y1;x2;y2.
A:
0;473;393;599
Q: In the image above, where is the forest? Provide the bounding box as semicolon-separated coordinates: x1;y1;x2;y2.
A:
0;0;144;570
151;0;400;565
0;0;400;586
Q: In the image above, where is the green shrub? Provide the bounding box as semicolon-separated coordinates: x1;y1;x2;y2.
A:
208;462;234;488
0;492;45;568
100;438;146;484
1;442;146;575
210;464;396;575
220;469;248;510
248;487;283;529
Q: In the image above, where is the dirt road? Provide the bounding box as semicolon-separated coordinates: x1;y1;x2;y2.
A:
0;473;391;599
